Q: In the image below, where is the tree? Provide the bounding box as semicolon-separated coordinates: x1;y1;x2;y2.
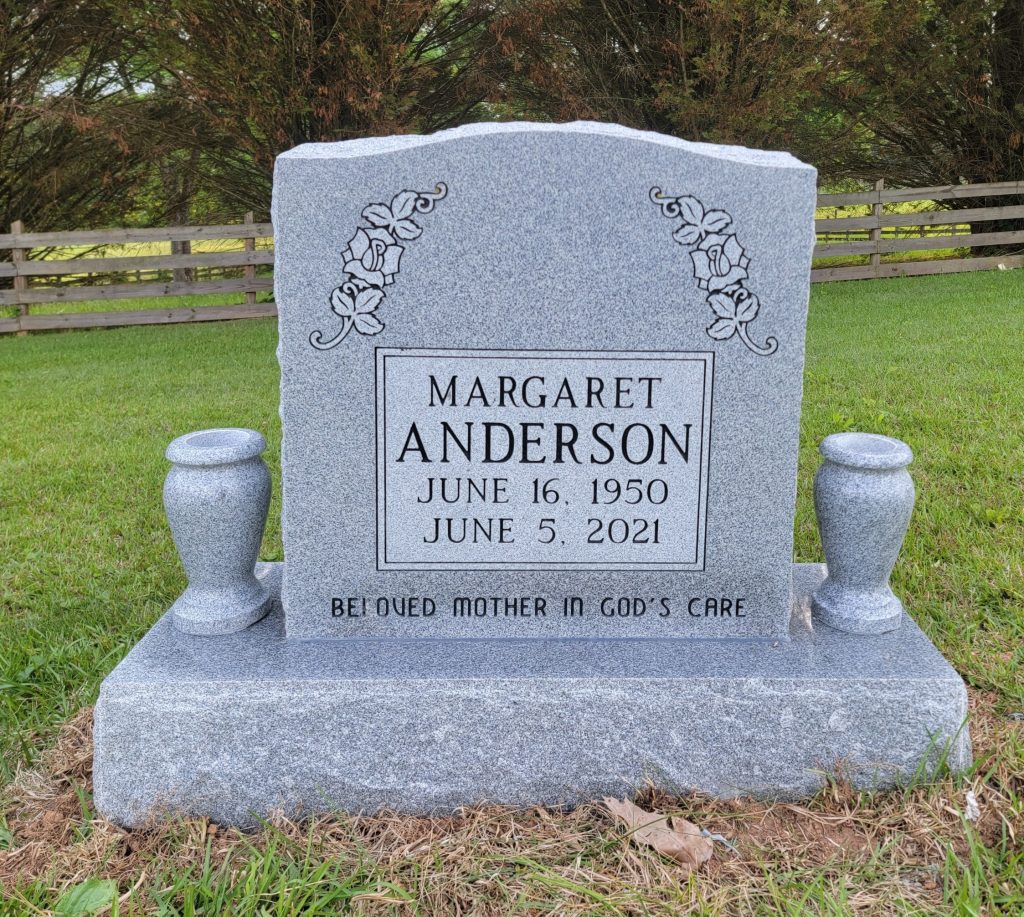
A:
0;1;157;232
490;0;841;162
819;0;1024;187
134;0;505;216
814;1;1024;252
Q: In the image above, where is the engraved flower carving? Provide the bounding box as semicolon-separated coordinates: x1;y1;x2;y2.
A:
362;190;428;240
650;185;777;357
690;233;749;292
342;227;404;288
707;285;759;341
310;183;447;351
330;281;385;336
668;196;733;244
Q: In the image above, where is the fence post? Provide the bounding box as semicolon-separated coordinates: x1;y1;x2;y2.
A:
10;220;29;334
243;211;256;306
869;179;884;276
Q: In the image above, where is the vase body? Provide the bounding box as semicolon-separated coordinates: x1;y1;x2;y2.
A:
164;428;272;635
812;432;915;635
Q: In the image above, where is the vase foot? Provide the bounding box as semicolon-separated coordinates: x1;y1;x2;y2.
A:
812;578;903;635
170;565;278;635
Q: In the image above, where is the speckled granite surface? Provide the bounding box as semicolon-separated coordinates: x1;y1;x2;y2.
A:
93;564;969;827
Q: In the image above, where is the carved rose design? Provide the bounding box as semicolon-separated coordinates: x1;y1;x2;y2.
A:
310;183;447;351
342;227;404;288
650;186;777;357
690;233;749;292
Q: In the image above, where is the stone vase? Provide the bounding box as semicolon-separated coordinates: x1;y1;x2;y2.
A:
812;432;915;635
164;428;272;635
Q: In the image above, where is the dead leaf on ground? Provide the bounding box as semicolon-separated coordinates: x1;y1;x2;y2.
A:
604;797;713;872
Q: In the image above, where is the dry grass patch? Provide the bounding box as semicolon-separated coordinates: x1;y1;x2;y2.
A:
2;692;1022;914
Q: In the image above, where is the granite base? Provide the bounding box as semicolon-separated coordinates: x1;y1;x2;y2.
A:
93;564;970;828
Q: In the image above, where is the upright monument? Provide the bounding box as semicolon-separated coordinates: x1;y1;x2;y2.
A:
93;123;970;827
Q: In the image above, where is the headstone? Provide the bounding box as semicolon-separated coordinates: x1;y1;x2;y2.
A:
273;122;813;640
93;123;970;827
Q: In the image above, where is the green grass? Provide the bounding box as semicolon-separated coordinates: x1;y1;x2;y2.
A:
26;289;275;316
798;271;1024;709
0;319;284;780
1;269;1023;912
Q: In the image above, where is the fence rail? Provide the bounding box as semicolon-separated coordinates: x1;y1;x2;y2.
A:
3;179;1023;334
810;178;1024;282
0;212;273;334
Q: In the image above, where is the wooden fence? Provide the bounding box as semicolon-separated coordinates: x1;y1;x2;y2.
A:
812;178;1024;281
2;179;1023;334
0;214;274;334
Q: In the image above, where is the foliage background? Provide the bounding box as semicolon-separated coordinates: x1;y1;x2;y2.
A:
2;0;1022;232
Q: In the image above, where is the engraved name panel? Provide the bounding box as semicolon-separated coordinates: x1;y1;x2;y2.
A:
376;348;714;571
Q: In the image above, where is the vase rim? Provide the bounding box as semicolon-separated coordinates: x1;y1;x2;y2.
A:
819;432;913;470
166;428;266;467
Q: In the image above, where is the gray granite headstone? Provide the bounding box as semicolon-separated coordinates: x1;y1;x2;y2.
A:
272;122;817;639
93;123;971;827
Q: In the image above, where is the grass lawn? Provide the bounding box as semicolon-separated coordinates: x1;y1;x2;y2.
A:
1;270;1022;912
25;289;276;317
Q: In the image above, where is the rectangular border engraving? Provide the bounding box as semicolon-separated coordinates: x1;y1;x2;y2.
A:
375;348;714;572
